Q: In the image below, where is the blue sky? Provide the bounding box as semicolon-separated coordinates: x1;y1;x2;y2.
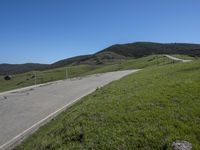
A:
0;0;200;64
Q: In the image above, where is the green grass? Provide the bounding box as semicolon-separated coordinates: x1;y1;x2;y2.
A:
0;55;175;92
86;55;174;74
15;59;200;149
0;65;99;92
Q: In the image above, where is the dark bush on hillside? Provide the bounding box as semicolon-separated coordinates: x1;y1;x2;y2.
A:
4;75;11;80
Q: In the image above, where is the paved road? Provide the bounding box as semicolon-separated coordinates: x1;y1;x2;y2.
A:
0;70;139;150
165;55;192;62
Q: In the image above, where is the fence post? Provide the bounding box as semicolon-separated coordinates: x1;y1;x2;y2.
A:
34;72;37;85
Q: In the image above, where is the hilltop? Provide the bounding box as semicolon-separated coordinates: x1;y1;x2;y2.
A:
99;42;200;57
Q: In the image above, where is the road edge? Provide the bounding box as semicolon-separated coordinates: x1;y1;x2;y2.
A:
0;89;96;150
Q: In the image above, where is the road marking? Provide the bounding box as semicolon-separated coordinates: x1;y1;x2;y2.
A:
0;89;96;150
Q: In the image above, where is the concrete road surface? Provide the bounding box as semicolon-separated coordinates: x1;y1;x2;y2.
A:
0;70;139;150
165;55;192;62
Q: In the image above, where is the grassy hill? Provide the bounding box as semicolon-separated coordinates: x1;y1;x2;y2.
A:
0;63;49;76
15;58;200;149
52;52;126;67
51;55;93;68
99;42;200;58
1;42;200;75
0;55;175;92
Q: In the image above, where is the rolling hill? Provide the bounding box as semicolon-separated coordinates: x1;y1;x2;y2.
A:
0;63;49;76
1;42;200;75
99;42;200;57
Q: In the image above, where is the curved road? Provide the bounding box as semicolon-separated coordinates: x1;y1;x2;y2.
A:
0;70;139;150
165;55;192;62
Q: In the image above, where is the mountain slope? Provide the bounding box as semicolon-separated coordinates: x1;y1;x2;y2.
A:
51;55;93;68
99;42;200;58
0;63;49;75
1;42;200;75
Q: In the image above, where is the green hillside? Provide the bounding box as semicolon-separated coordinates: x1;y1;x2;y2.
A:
15;58;200;149
99;42;200;58
0;55;175;92
0;63;49;75
1;42;200;75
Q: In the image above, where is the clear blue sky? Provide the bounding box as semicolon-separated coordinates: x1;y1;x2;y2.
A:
0;0;200;64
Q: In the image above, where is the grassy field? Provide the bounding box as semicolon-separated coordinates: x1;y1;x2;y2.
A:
0;55;174;92
15;59;200;149
0;65;99;92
